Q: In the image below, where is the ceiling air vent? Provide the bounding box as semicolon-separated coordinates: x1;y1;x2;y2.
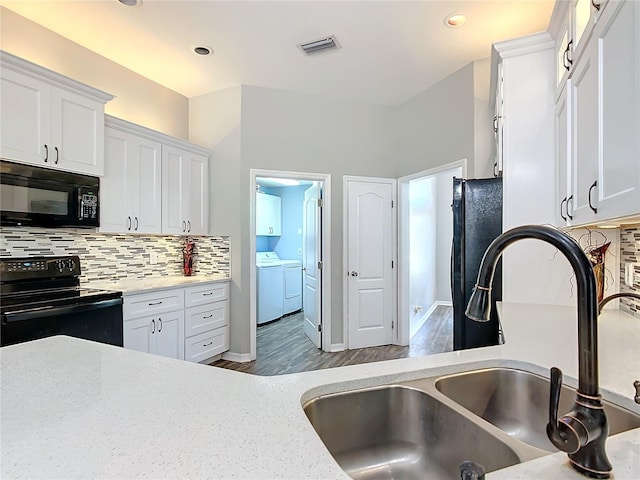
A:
298;35;341;55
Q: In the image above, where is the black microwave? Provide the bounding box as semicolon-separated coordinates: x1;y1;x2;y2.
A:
0;160;100;228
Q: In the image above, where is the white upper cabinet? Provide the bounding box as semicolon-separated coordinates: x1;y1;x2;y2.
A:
553;0;610;97
553;0;639;226
162;145;209;235
0;51;112;176
555;79;573;226
101;118;162;234
256;192;282;236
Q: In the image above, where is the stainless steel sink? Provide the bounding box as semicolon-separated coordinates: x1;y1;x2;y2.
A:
303;385;521;480
435;368;640;451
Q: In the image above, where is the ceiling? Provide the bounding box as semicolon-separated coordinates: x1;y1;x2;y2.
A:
2;0;555;106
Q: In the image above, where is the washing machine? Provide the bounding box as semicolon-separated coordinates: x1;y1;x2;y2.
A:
256;252;302;324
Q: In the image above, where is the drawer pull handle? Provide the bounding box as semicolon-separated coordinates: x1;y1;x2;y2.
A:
203;292;214;296
149;301;163;306
203;314;213;319
203;341;213;347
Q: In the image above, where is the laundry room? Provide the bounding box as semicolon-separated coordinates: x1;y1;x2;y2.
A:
255;176;322;356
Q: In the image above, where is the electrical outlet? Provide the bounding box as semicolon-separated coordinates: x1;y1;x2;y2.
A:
149;252;158;265
625;263;635;287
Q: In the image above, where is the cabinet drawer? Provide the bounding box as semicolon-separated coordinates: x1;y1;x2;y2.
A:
124;289;184;319
185;301;228;338
185;282;229;308
185;328;229;363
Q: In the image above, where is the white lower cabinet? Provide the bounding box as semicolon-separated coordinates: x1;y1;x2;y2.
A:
184;283;230;363
123;289;185;360
123;281;230;363
124;311;185;360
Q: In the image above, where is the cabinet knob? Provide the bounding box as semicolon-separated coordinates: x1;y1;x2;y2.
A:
350;271;359;277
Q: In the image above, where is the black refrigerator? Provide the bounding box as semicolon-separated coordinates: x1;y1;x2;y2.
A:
451;177;503;350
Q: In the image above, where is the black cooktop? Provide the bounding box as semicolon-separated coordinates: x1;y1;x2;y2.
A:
0;285;122;315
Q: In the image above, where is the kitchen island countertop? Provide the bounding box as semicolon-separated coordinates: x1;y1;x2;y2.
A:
1;303;638;479
87;274;230;295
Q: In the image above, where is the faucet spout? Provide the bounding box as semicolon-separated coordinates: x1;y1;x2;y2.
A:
465;225;611;478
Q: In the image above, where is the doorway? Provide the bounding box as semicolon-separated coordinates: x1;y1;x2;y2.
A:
398;160;466;346
249;169;331;361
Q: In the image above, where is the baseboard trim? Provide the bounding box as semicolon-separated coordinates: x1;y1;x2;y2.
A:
221;351;253;363
327;343;345;353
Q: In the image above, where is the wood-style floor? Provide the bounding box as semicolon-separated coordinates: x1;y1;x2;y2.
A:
212;305;453;376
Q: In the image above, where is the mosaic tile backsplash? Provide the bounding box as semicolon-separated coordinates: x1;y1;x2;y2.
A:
620;224;640;319
0;227;230;283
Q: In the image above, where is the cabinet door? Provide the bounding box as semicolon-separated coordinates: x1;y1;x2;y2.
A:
570;41;599;224
184;152;208;235
0;69;51;166
256;193;281;236
134;136;162;234
100;128;132;232
555;80;573;226
596;0;639;218
155;310;185;360
256;192;269;235
123;317;153;354
50;88;104;175
162;145;187;234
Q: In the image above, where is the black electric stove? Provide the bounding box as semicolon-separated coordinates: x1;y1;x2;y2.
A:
0;256;123;347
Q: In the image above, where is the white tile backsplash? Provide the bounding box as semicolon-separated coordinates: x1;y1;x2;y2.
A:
619;224;640;318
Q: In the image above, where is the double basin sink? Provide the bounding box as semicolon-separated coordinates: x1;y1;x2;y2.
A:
303;368;640;479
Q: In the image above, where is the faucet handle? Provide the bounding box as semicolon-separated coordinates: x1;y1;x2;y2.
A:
546;366;583;454
549;367;562;428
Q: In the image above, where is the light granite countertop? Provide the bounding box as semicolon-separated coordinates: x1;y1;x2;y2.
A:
1;303;638;479
87;274;230;295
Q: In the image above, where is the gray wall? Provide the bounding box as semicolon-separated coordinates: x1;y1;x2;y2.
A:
191;61;492;355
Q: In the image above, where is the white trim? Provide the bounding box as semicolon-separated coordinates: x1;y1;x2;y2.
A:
249;169;332;360
327;343;345;353
105;115;210;155
0;50;114;102
397;159;467;347
343;175;398;349
221;351;252;363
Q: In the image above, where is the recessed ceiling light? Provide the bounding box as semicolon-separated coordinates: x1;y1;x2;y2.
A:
193;46;214;56
445;13;467;28
118;0;141;6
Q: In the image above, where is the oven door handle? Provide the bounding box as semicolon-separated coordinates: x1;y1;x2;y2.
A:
3;298;123;323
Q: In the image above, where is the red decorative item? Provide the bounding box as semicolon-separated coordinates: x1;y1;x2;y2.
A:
182;239;195;276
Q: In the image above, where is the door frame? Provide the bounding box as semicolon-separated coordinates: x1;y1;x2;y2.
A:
397;159;467;346
343;175;398;349
249;169;332;359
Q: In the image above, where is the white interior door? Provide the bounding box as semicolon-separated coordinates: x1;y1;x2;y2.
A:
346;177;395;349
302;183;322;348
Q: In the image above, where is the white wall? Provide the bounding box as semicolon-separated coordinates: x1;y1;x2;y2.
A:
473;58;494;179
408;177;437;336
0;7;189;139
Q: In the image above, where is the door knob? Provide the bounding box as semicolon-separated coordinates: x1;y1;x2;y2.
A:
350;271;359;277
